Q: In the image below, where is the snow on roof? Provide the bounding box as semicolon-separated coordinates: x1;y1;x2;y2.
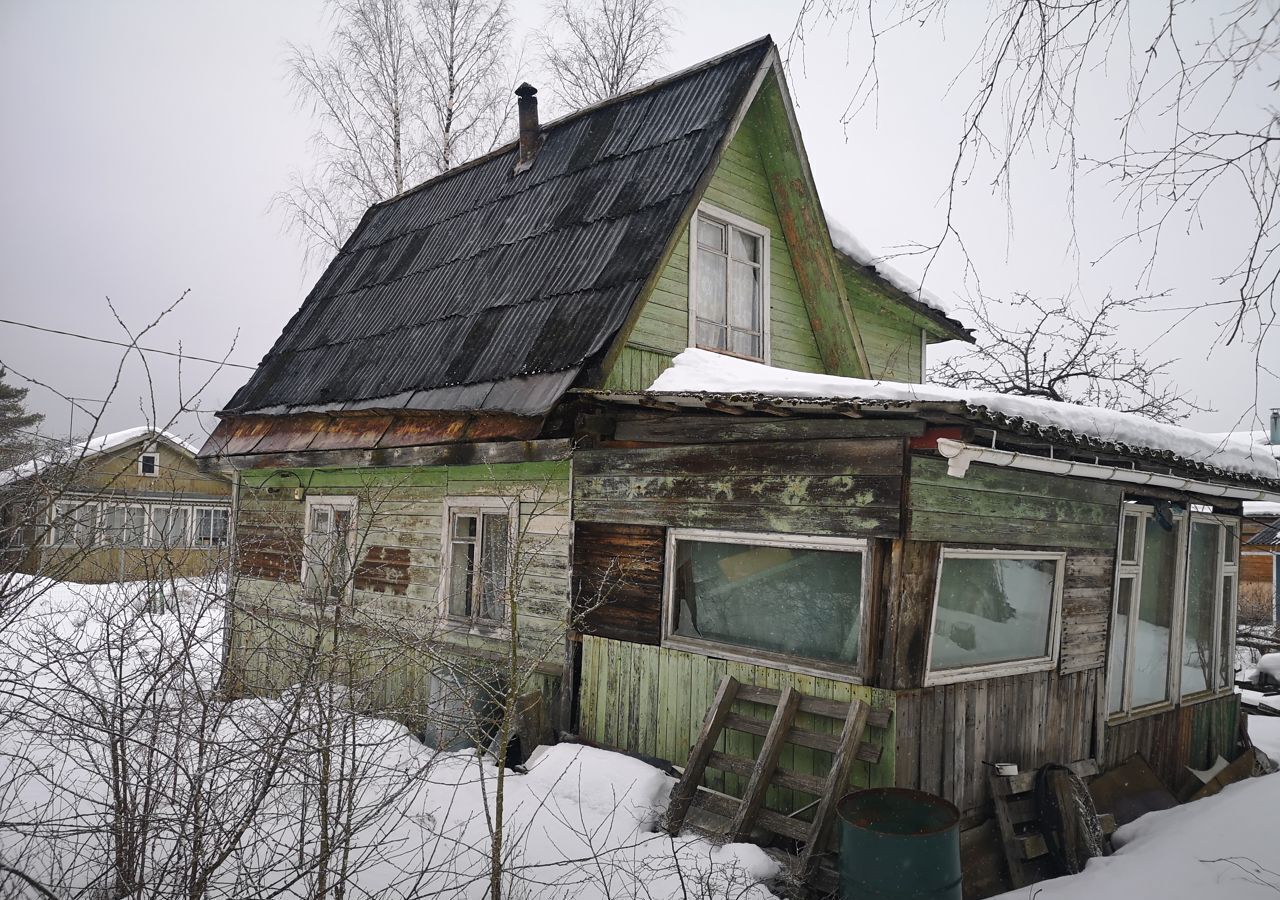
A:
827;217;955;316
1;427;199;486
1245;500;1280;518
649;349;1280;482
1203;429;1279;458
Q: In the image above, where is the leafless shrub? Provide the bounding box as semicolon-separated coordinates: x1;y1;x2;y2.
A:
1239;582;1275;628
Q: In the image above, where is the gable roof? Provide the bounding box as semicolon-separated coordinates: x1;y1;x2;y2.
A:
1;427;198;487
222;38;775;418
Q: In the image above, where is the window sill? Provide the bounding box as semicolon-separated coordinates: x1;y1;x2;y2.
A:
923;655;1057;687
441;616;511;642
662;634;865;685
692;345;768;366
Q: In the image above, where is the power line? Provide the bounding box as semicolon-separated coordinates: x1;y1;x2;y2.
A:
0;318;257;370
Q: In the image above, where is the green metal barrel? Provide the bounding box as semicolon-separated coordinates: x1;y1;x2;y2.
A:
836;788;961;900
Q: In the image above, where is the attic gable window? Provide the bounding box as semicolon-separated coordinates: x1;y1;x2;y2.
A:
139;451;159;477
690;205;770;362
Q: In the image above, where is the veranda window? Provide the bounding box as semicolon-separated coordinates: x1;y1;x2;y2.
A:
690;206;769;362
442;498;515;626
152;507;190;548
664;529;866;673
50;501;97;547
194;508;229;547
302;497;356;602
925;550;1065;684
1107;506;1239;717
102;505;147;547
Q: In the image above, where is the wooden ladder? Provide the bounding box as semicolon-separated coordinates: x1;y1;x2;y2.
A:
665;675;886;878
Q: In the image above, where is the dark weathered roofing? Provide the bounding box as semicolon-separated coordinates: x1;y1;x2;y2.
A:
1248;518;1280;546
223;38;773;417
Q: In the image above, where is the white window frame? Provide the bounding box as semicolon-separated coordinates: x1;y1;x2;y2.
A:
923;548;1067;686
194;506;232;549
661;528;870;682
49;498;98;547
301;496;358;601
688;203;771;364
149;505;193;548
138;450;160;477
103;502;149;548
1107;505;1240;723
439;496;519;630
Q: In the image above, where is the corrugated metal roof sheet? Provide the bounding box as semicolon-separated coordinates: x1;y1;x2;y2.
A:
1249;519;1280;546
223;38;772;417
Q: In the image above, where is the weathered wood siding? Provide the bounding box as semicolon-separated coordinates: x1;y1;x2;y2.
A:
73;439;231;499
909;456;1123;550
229;460;571;724
842;265;924;383
580;635;896;814
604;91;826;389
574;438;905;536
1104;693;1241;789
572;521;665;645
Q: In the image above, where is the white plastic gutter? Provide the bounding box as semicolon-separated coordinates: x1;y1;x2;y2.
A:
935;438;1280;503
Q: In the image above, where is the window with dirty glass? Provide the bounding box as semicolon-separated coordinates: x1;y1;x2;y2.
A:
666;530;865;670
1107;505;1239;718
443;498;514;626
302;497;356;602
152;506;189;547
926;551;1064;682
138;451;159;477
194;508;230;548
691;207;768;361
50;500;97;547
102;504;147;548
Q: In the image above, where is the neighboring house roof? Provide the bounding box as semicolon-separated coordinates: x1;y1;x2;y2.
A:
1248;518;1280;546
1;427;198;487
223;38;775;418
584;348;1280;488
827;218;973;344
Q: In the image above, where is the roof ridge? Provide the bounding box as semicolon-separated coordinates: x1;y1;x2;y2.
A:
372;35;774;210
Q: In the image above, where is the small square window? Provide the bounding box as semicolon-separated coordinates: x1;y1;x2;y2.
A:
139;452;159;477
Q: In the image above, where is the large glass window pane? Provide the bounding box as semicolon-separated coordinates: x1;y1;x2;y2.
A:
696;253;728;332
1132;517;1180;707
930;556;1059;673
155;507;189;547
672;538;863;666
1108;577;1134;713
1181;522;1220;696
103;506;145;547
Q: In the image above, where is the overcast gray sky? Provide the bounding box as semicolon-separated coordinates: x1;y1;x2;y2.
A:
2;1;1275;447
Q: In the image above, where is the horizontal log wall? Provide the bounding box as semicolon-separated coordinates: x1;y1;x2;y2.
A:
579;635;895;815
893;668;1099;819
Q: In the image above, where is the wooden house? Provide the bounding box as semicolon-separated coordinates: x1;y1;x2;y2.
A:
2;427;232;583
197;35;1280;875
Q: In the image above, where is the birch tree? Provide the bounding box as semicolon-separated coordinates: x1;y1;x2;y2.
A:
540;0;672;110
278;0;514;261
794;1;1280;348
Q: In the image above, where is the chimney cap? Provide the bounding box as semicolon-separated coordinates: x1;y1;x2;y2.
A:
515;82;537;98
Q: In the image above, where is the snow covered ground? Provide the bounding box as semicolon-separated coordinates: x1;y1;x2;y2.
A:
6;577;1280;899
0;577;780;899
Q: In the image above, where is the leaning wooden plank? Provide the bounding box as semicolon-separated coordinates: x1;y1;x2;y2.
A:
666;675;740;834
731;686;801;840
989;774;1030;888
724;712;842;753
798;697;870;876
708;751;828;796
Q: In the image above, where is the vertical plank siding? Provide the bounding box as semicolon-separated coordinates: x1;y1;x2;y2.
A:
893;669;1098;818
227;460;571;727
1103;693;1242;789
580;636;895;813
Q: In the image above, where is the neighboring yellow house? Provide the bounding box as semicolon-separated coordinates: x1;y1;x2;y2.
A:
2;427;232;583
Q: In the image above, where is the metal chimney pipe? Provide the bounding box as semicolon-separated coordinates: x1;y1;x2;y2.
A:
1270;407;1279;445
515;83;542;173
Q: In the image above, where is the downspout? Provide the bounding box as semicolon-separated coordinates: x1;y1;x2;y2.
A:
935;438;1280;503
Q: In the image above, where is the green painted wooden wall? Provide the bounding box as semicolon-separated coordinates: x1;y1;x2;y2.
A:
230;460;571;724
605;95;825;389
843;268;924;382
579;635;896;816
